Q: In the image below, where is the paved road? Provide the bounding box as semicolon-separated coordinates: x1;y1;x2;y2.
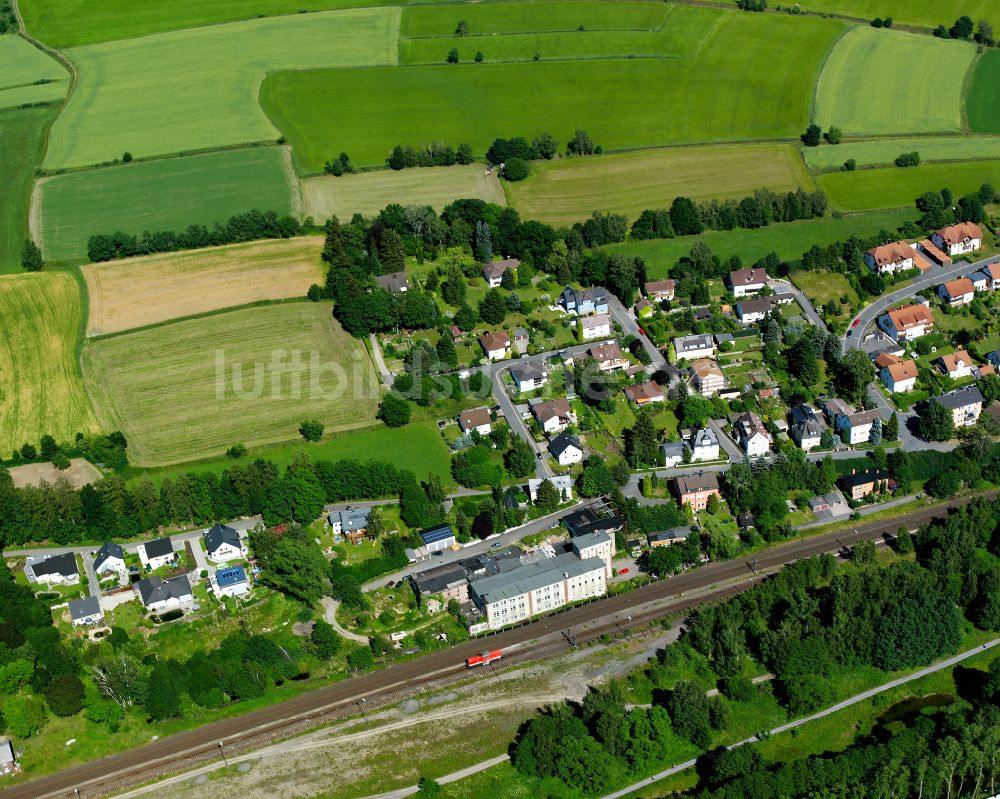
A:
369;333;394;387
769;279;829;333
606;294;667;368
708;419;743;462
599;635;1000;799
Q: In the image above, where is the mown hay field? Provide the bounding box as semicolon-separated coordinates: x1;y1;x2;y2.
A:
967;50;1000;135
303;167;504;219
82;303;380;467
0;273;99;454
797;0;998;31
82;237;325;336
818;160;1000;211
264;10;844;171
0;35;67;108
505;144;814;227
44;8;400;169
814;27;975;135
38;148;296;261
803;136;1000;171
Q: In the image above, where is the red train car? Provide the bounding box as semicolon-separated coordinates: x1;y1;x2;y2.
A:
466;649;503;668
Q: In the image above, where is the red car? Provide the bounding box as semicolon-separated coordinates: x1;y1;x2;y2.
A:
638;327;647;336
852;318;860;327
619;567;630;575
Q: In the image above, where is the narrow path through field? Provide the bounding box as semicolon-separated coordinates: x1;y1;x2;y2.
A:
369;333;394;387
320;596;370;644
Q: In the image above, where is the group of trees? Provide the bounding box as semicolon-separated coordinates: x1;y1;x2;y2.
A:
5;431;129;471
386;142;474;170
485;134;559;165
0;0;16;32
323;152;355;176
915;183;994;228
451;427;535;488
934;15;994;45
21;240;43;272
86;209;302;262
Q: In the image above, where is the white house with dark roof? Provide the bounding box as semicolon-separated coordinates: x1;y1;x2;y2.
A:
25;553;79;586
580;312;612;341
727;268;769;298
203;523;244;564
527;475;573;503
93;542;127;583
139;537;176;571
511;361;548;392
135;575;193;612
69;596;103;627
688;427;720;462
736;412;771;457
672;334;715;361
459;407;492;435
212;566;251;598
376;272;409;294
661;441;685;468
933;385;984;428
483;258;519;287
549;432;583;466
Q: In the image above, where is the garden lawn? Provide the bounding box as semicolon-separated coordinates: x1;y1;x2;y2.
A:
81;303;381;467
967;50;1000;135
263;11;844;171
818;160;1000;211
796;0;999;31
0;34;68;108
82;236;325;336
43;8;400;169
505;144;814;227
37;147;297;261
303;166;505;217
791;270;860;308
814;27;975;135
0;273;100;454
607;209;917;278
803;136;1000;171
0;106;57;272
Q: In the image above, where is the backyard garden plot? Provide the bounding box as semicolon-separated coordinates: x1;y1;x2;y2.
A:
0;273;99;454
803;136;1000;171
303;166;504;219
505;144;814;227
264;11;844;172
818;160;1000;211
798;0;999;31
814;27;975;136
43;7;400;169
0;35;67;108
82;303;381;467
82;237;325;336
37;148;297;261
967;50;1000;135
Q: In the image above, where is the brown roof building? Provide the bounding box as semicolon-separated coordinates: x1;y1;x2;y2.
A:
624;381;664;405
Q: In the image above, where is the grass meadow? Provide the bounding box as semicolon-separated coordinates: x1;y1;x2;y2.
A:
264;11;844;171
37;148;296;261
0;105;57;273
607;209;917;277
82;303;381;466
818;160;1000;210
505;144;814;226
797;0;999;30
0;273;99;454
803;136;1000;171
303;166;504;218
0;35;67;108
814;27;975;135
967;50;1000;134
44;8;400;169
82;236;325;336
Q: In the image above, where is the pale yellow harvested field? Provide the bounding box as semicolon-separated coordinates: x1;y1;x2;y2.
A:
302;165;505;220
8;458;102;489
82;237;325;336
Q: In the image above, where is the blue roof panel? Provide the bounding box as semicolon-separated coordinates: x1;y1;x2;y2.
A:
419;526;455;545
217;566;248;588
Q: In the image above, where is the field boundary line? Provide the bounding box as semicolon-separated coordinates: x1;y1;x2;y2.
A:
809;23;851;126
959;47;983;135
280;145;304;219
28;175;47;250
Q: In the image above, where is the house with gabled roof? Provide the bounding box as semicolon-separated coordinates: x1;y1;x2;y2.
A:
25;553;79;586
479;331;510;361
483;258;519;287
736;412;771;457
560;286;608;315
938;278;975;307
932;222;983;256
459;406;492;436
213;566;251;598
581;312;612;341
673;334;715;361
876;352;918;394
879;303;934;342
864;241;916;275
644;279;676;301
933;385;984;428
624;381;664;406
937;350;974;380
139;537;176;571
726;268;768;298
69;596;103;627
532;398;575;434
93;542;127;582
588;342;628;371
135;575;193;612
203;523;244;564
549;432;583;466
511;361;547;392
527;475;573;503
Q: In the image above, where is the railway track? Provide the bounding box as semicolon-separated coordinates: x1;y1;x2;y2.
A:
2;492;987;799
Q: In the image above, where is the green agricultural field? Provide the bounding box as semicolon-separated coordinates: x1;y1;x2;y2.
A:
505;144;814;226
798;0;998;31
43;8;400;169
818;160;1000;211
803;136;1000;171
0;105;57;273
967;50;1000;134
0;35;68;109
303;166;505;219
814;27;975;135
38;147;296;261
607;209;917;277
0;273;99;454
82;303;381;467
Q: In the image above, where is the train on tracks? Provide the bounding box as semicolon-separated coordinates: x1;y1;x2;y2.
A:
465;649;502;668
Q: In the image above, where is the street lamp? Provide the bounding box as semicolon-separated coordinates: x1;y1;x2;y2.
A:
357;697;367;720
218;741;228;768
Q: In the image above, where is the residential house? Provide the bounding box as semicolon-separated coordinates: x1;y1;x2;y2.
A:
459;406;493;436
827;401;880;445
139;537;176;571
213;565;251;598
673;472;721;511
877;352;918;394
135;575;193;612
790;405;823;451
93;542;127;583
411;562;470;605
563;507;624;538
737;513;756;529
634;298;654;318
479;330;510;361
203;523;244;564
932;222;983;256
839;468;890;502
975;364;997;380
736;412;771;457
327;507;372;544
561;286;608;315
483;258;519;287
588;342;628;371
581;312;612;341
938;350;974;380
532;398;576;434
25;553;79;586
449;324;462;338
989;350;1000;369
648;528;690;548
549;432;584;466
672;333;716;361
735;293;795;324
512;327;529;355
419;524;457;553
511;361;548;392
688;427;721;462
0;738;17;775
645;279;676;301
527;475;573;503
690;359;726;398
808;491;845;513
938;277;975;307
571;531;615;577
624;381;664;406
879;303;934;342
727;268;769;298
864;241;917;275
661;441;685;468
971;272;989;292
933;385;984;428
69;596;103;627
980;263;1000;290
376;272;409;294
